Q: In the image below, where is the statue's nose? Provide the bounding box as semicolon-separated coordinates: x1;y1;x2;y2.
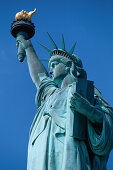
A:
49;67;53;75
49;70;53;75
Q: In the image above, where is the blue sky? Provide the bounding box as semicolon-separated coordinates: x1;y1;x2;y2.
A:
0;0;113;169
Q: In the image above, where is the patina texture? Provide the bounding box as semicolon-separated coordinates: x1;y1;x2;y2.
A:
14;25;113;169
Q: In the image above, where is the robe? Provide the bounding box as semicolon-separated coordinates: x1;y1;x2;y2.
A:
27;75;113;170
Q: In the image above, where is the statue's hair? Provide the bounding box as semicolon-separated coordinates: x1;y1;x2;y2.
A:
64;58;87;79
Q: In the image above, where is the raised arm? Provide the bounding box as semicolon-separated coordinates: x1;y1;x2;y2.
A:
16;34;49;88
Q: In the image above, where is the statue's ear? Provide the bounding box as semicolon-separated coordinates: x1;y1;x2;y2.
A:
74;69;80;77
65;61;73;73
70;63;81;78
66;61;72;68
69;62;78;76
76;66;87;79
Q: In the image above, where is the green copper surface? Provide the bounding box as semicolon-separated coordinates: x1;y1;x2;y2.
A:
47;32;58;49
62;34;65;50
69;41;77;55
37;41;52;53
16;33;113;170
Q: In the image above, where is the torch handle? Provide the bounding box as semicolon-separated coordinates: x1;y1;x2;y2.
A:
16;32;28;62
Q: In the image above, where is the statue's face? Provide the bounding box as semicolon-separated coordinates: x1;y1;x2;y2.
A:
49;55;68;84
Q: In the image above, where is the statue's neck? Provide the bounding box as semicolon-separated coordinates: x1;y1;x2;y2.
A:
61;74;77;88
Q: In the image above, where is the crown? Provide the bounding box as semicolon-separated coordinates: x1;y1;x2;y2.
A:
38;33;83;68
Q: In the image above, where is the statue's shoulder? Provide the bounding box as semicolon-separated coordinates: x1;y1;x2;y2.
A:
94;87;113;117
36;73;58;108
94;87;109;106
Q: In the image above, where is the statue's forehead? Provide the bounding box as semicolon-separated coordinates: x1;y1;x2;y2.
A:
49;55;63;62
49;55;63;67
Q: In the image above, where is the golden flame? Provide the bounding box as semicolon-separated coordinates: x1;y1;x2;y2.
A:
15;8;36;21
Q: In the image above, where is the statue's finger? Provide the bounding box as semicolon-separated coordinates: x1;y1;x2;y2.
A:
70;98;76;105
70;100;76;107
73;92;80;98
70;106;76;111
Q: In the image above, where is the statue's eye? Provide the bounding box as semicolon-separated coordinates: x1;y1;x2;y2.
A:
51;63;55;68
51;61;59;68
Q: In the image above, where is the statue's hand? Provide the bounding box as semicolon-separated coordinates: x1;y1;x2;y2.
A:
70;92;92;114
16;35;32;51
16;34;33;62
70;92;104;124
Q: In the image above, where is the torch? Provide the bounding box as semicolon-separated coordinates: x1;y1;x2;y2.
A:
11;9;36;62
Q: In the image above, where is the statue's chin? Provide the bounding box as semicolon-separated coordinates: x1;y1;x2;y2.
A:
53;79;59;84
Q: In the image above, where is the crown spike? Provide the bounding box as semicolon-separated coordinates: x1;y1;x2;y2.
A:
37;41;52;53
47;32;58;49
69;41;77;55
40;59;49;62
62;34;65;50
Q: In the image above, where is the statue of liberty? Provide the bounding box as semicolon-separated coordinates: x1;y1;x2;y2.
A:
12;9;113;170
